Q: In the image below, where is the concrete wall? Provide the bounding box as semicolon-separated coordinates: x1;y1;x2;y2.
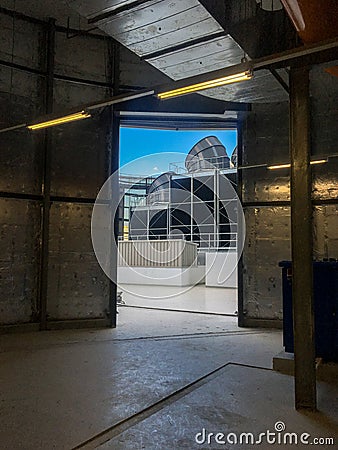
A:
241;62;338;326
311;62;338;262
1;5;337;329
0;13;46;326
0;7;166;328
241;102;290;325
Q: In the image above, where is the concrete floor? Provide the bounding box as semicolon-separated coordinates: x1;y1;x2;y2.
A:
0;309;337;449
118;284;237;315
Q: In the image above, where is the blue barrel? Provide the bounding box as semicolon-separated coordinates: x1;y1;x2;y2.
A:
279;260;338;361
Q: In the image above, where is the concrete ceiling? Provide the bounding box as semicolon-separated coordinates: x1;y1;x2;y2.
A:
2;0;294;104
66;0;290;103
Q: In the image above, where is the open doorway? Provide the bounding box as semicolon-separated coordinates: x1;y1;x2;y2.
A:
117;124;240;317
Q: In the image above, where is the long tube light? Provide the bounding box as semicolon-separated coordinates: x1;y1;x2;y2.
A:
310;159;328;165
157;70;253;100
27;110;91;130
267;163;291;170
267;159;327;170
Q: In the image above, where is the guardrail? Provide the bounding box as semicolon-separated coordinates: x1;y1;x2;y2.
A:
121;232;238;251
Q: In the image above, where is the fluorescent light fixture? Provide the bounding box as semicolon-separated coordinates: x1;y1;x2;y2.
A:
267;159;327;170
157;70;253;100
267;163;291;170
27;110;91;130
310;159;327;165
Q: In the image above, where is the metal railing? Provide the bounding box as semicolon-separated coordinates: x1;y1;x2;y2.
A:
124;231;238;251
169;156;236;174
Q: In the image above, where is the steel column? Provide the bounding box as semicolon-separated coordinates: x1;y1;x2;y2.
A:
289;65;316;410
38;18;55;330
107;41;120;328
237;120;245;327
108;112;120;328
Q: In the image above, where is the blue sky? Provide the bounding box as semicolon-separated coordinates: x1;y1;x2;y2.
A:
119;127;237;175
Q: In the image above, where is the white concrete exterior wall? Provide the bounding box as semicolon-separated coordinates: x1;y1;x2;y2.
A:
205;251;238;288
118;266;205;287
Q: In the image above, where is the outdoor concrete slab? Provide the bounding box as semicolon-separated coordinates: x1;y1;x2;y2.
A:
118;284;237;315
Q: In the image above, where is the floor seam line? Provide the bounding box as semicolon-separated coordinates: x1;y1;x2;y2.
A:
71;362;273;449
0;331;270;353
119;305;237;316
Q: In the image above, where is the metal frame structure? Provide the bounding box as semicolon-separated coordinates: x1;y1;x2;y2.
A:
0;6;144;93
128;167;238;251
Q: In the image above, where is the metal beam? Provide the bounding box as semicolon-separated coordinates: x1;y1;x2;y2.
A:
0;123;27;134
312;198;338;205
0;34;338;137
50;196;96;204
88;0;153;24
0;6;110;40
115;94;249;115
119;115;238;130
289;65;316;411
112;42;120;95
141;31;227;61
269;68;289;94
66;17;98;39
242;201;291;207
0;191;42;201
0;58;45;76
0;5;46;25
38;18;55;331
86;90;155;111
54;73;113;89
0;58;144;92
2;36;336;134
56;24;109;40
254;37;338;70
153;37;338;97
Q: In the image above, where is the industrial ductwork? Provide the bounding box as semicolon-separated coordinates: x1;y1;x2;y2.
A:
147;171;176;205
281;0;338;43
185;136;230;172
281;0;338;77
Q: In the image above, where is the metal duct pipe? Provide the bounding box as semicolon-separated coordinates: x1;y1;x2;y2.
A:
281;0;338;77
281;0;338;44
185;136;230;172
231;146;238;168
147;172;175;205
